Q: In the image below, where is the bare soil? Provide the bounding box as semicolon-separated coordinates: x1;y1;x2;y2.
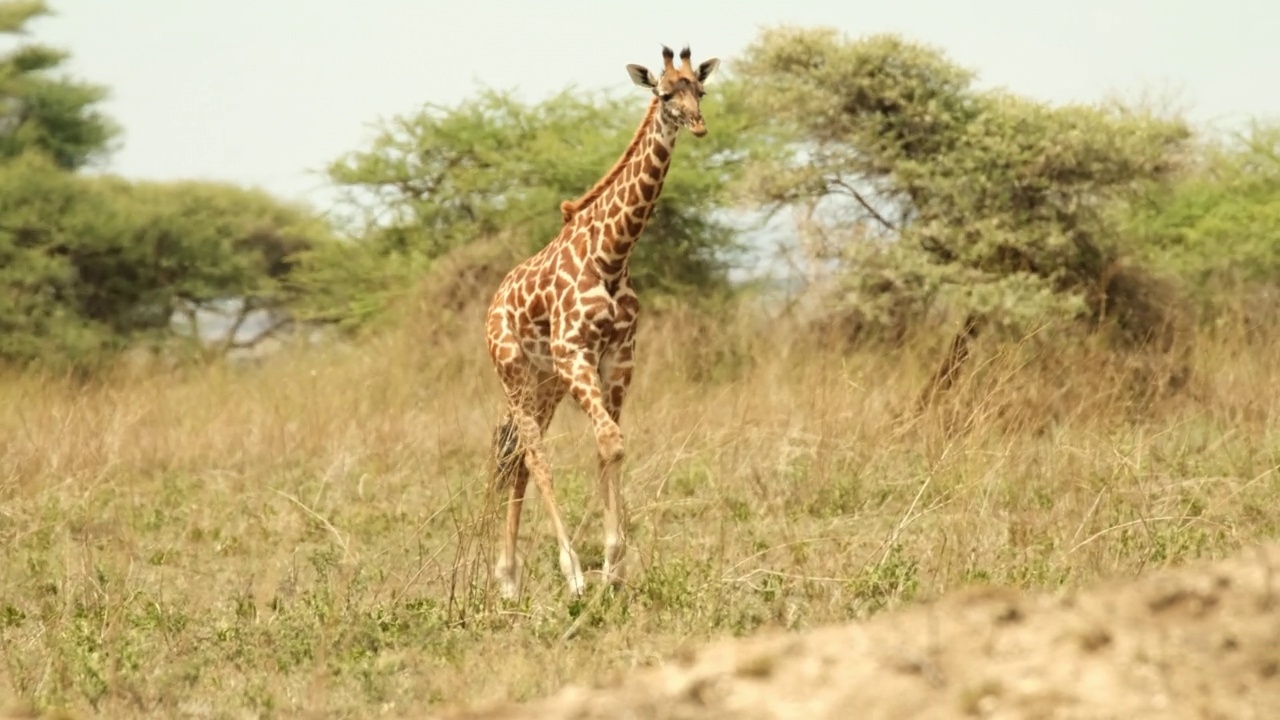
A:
444;544;1280;720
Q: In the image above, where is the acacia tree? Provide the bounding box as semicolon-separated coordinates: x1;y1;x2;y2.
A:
734;27;1192;367
0;152;332;369
108;178;330;356
297;83;768;330
0;2;333;369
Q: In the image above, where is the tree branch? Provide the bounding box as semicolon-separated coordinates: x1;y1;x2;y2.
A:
228;315;295;350
829;177;897;231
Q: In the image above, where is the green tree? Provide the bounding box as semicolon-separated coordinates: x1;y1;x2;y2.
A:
0;152;332;369
734;27;1191;353
304;83;766;328
1123;121;1280;326
110;178;331;354
0;2;333;371
0;152;113;365
0;0;118;169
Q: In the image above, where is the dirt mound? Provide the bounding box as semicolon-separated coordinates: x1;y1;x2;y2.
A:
446;544;1280;719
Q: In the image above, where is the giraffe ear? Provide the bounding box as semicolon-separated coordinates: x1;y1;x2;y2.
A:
696;58;720;83
626;64;658;89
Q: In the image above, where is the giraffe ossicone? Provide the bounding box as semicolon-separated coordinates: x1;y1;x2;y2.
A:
483;44;720;600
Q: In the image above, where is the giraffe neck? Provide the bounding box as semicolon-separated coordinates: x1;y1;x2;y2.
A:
583;108;680;279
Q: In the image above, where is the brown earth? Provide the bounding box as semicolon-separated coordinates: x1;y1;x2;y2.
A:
444;544;1280;720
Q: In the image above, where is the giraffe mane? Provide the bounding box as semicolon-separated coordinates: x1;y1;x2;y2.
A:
559;97;660;225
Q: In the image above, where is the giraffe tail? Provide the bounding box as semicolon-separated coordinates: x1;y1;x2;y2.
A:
491;415;523;492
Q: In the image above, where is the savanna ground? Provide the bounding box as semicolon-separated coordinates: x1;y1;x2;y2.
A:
451;541;1280;719
2;306;1279;718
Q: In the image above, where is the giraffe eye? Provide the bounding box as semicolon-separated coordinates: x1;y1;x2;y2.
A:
659;92;673;102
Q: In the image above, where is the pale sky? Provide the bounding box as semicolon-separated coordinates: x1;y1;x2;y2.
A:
30;0;1280;208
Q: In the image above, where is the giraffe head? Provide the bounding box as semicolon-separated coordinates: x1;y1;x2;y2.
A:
626;45;720;137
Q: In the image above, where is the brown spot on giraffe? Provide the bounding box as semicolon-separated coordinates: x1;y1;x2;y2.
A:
624;216;645;238
483;44;721;601
600;256;625;278
638;180;657;203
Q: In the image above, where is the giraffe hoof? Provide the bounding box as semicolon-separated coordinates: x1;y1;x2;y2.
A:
495;557;521;601
559;548;586;597
498;579;519;602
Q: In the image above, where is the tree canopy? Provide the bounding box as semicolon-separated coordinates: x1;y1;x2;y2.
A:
734;27;1192;346
304;82;770;327
0;151;333;368
1124;121;1280;323
0;0;117;169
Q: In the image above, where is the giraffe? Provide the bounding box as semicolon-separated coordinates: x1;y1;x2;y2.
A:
483;45;720;600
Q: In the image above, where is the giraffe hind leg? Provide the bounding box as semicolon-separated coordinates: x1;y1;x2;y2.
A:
490;369;584;600
508;403;585;598
491;412;528;600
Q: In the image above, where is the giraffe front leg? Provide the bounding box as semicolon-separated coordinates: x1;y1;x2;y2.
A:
598;343;634;589
599;459;627;589
557;346;629;590
511;405;586;598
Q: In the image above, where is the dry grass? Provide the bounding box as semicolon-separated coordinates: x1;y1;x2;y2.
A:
1;306;1278;718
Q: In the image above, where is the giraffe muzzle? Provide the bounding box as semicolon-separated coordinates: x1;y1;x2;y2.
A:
689;116;707;137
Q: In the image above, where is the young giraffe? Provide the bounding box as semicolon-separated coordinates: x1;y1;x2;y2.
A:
484;45;720;599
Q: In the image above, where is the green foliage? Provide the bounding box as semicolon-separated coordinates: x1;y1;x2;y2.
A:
0;0;47;31
1124;121;1280;318
0;153;332;369
286;237;422;332
116;177;332;352
0;0;119;169
0;153;124;365
0;2;339;370
735;27;1191;344
311;83;763;327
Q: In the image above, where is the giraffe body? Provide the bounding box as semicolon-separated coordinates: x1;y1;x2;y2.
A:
484;45;720;599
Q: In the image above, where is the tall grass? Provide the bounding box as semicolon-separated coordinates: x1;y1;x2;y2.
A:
1;305;1277;717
